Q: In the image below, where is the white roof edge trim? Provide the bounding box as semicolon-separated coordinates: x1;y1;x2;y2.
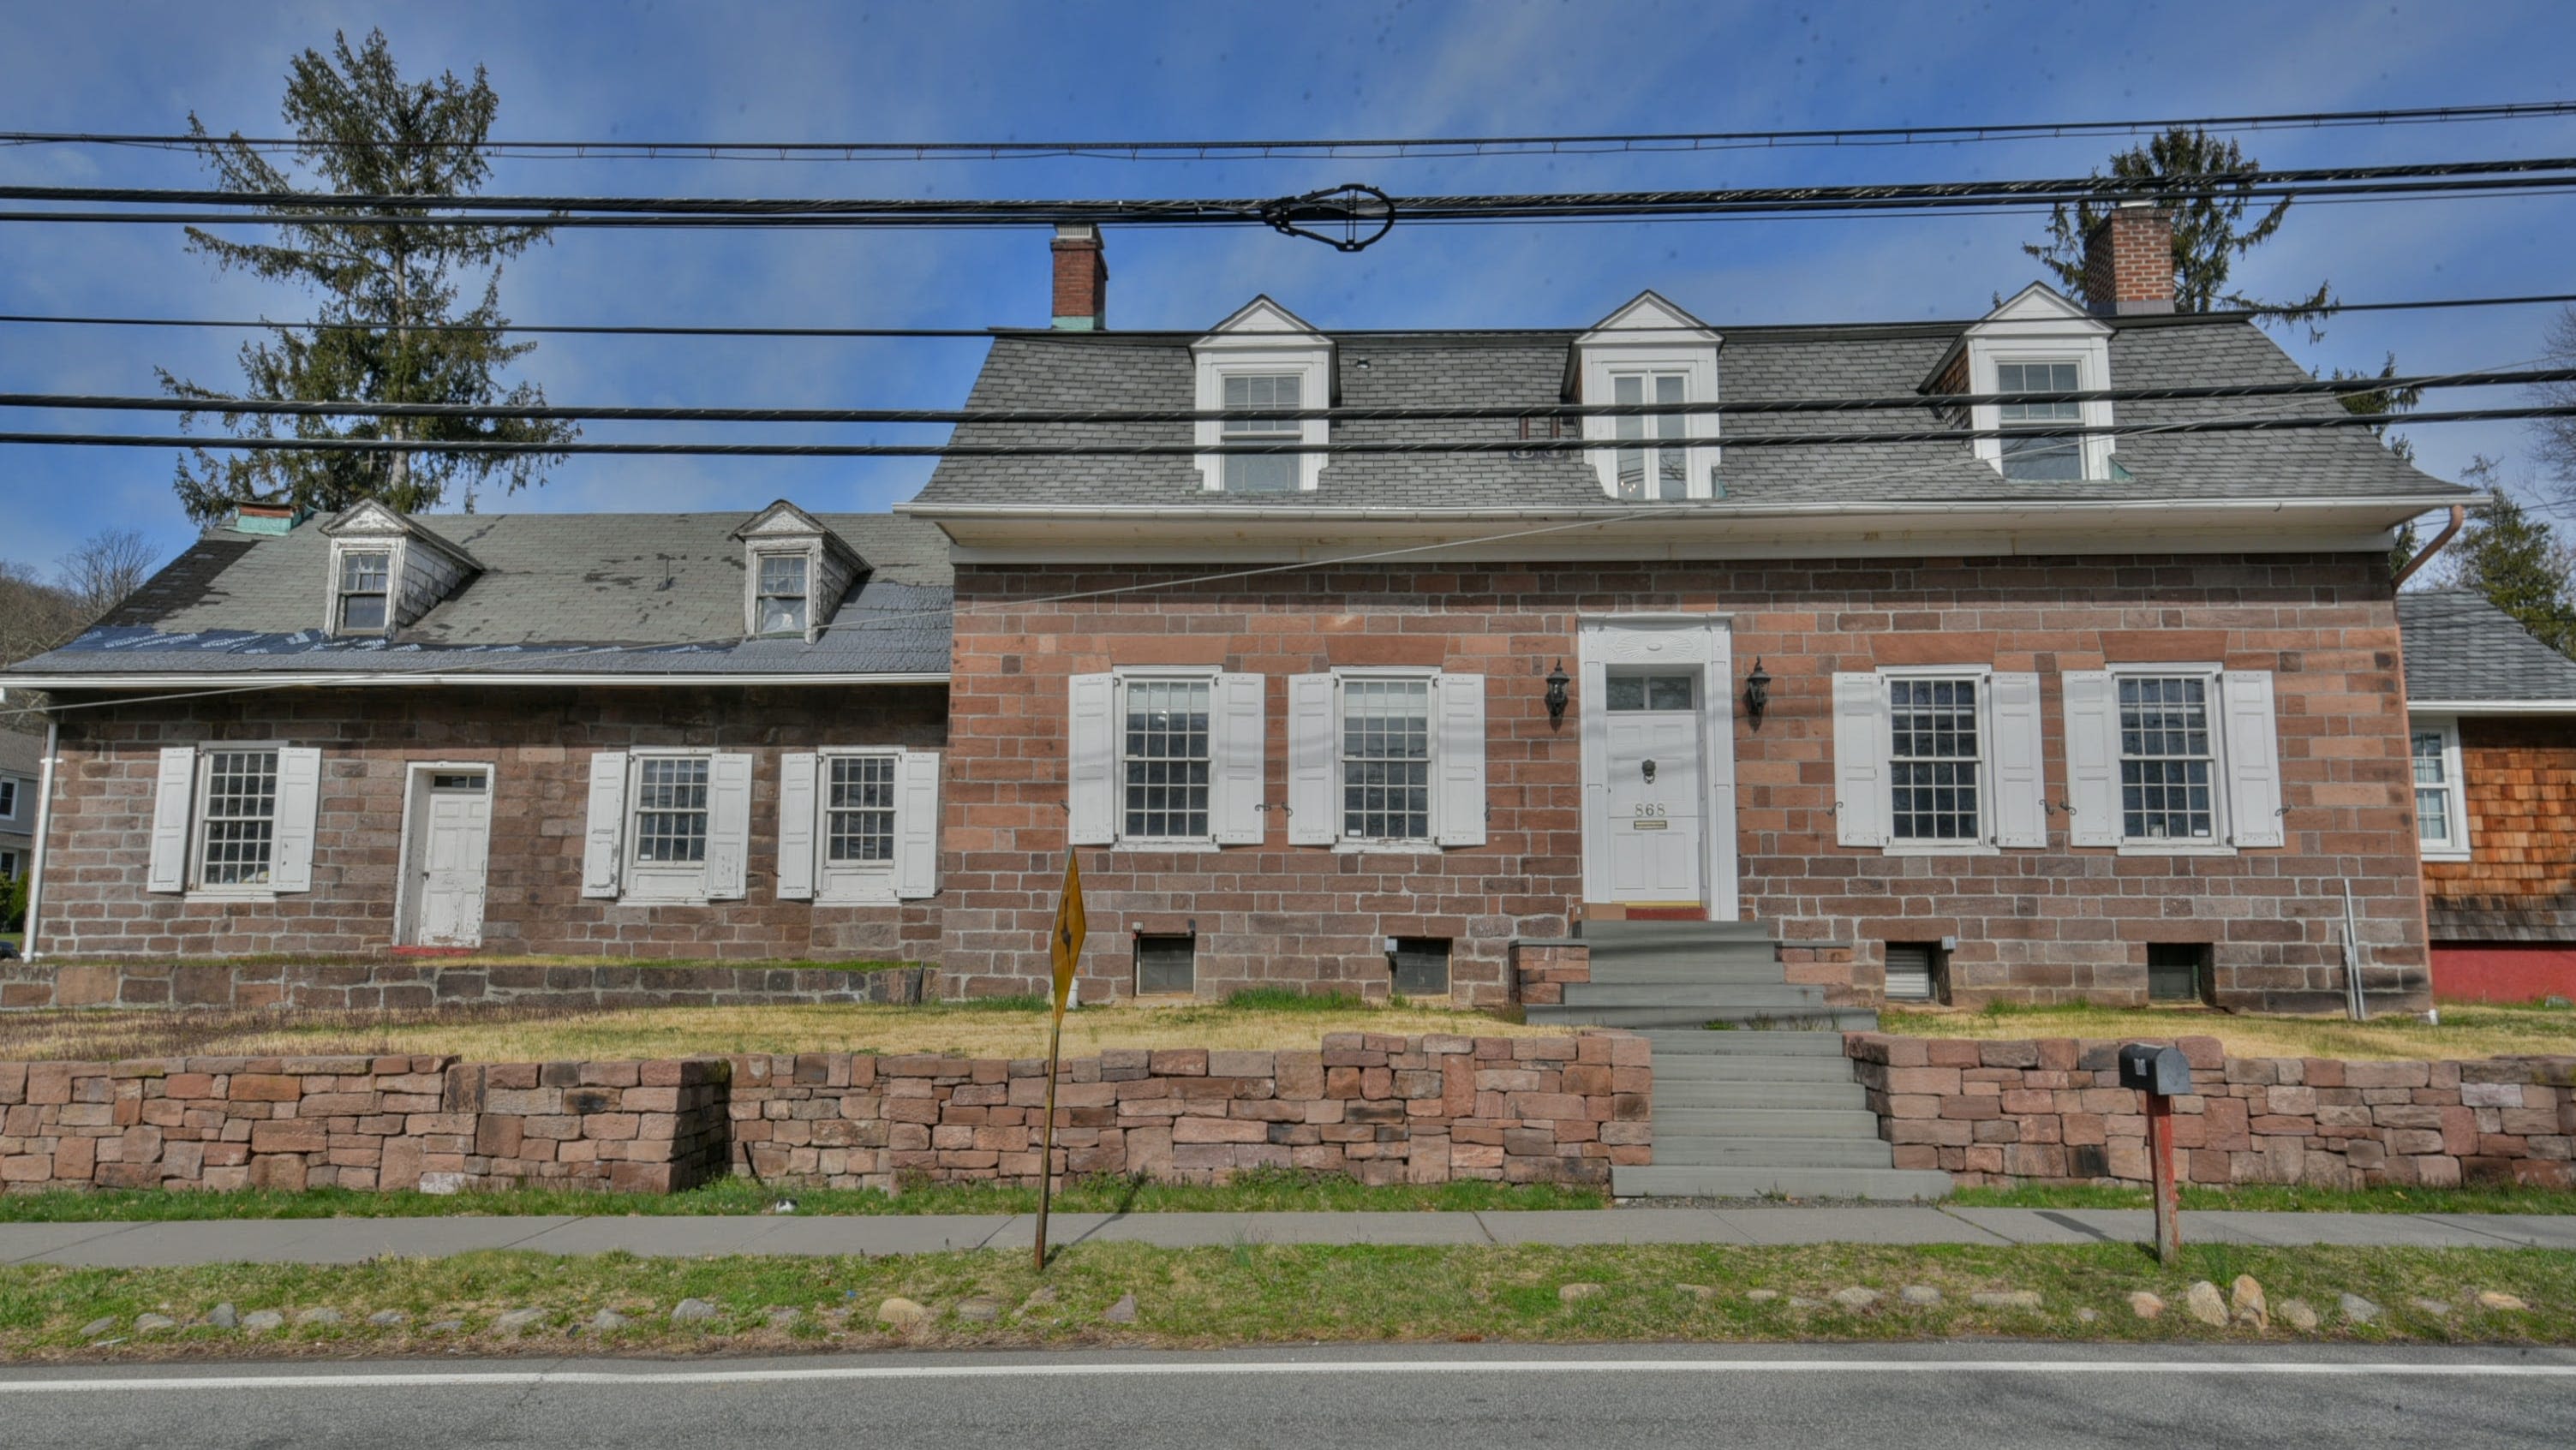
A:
900;494;2478;523
2;671;950;690
2405;700;2576;715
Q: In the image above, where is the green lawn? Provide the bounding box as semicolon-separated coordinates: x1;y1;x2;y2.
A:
1951;1181;2576;1214
3;1242;2567;1358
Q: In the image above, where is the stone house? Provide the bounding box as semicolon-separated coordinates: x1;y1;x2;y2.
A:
2;210;2471;1013
0;728;37;885
2399;590;2576;1002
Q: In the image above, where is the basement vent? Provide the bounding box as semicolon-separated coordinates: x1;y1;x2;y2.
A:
1136;934;1197;996
1884;943;1938;1002
2148;943;2212;1004
1390;937;1451;997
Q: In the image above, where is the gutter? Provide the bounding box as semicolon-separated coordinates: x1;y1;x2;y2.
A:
2403;699;2576;716
2392;504;2468;587
898;492;2483;524
21;718;54;963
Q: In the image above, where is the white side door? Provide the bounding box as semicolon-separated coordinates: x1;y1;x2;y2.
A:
414;771;492;947
1599;672;1706;905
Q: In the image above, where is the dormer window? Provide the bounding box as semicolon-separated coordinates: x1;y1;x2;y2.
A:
1571;292;1722;502
1612;372;1691;500
1939;283;2115;484
1220;373;1301;493
1994;361;2084;480
337;550;391;632
756;554;810;635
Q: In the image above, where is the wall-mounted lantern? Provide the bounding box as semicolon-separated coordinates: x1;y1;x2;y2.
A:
1743;657;1772;725
1545;660;1570;725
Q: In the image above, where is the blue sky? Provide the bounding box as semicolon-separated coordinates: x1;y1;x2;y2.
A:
3;0;2573;576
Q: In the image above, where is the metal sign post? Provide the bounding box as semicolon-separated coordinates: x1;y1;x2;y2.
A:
1033;850;1086;1274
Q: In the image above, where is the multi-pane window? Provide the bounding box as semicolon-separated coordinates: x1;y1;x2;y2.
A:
1995;361;2084;480
2412;721;2465;853
1605;673;1695;711
826;754;897;863
196;749;279;886
1342;678;1431;840
1889;677;1981;842
338;550;391;631
1122;680;1211;839
2118;677;2216;841
0;778;15;819
1612;373;1689;500
633;757;710;863
1220;373;1300;493
756;554;810;635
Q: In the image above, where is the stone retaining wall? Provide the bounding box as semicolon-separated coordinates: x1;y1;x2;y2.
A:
1508;942;1589;1005
1849;1032;2576;1189
0;1031;1641;1195
0;960;935;1013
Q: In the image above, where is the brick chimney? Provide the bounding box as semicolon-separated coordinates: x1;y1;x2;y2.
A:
2081;200;2174;316
1050;223;1108;330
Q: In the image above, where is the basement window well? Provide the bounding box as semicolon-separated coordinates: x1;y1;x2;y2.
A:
1883;942;1944;1003
1390;937;1452;997
2147;942;2213;1003
1136;934;1198;996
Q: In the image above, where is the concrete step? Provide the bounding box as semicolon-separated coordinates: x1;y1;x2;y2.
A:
1585;959;1791;987
1649;1106;1885;1138
1562;983;1823;1010
1652;1079;1868;1111
1578;918;1778;943
1527;1005;1879;1030
1612;1164;1954;1201
1644;1136;1900;1169
1639;1030;1851;1057
1651;1054;1860;1083
1583;938;1784;964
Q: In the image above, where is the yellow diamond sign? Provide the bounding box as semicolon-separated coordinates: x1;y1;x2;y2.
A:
1048;850;1086;1017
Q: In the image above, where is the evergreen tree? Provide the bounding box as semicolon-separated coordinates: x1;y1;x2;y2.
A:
156;29;573;522
2443;458;2576;659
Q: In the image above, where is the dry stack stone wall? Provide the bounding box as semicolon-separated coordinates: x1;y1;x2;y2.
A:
1849;1032;2576;1188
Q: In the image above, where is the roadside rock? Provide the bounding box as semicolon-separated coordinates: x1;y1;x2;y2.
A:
242;1310;286;1333
590;1310;631;1332
2231;1275;2269;1331
2184;1281;2228;1327
1745;1289;1781;1304
2127;1292;2166;1321
955;1297;1005;1323
294;1308;343;1328
1899;1286;1942;1307
1103;1292;1140;1324
2278;1298;2320;1332
671;1298;720;1324
80;1316;117;1339
2411;1298;2454;1318
2476;1292;2530;1312
876;1297;933;1328
2339;1294;2382;1324
493;1309;547;1334
206;1304;239;1330
1829;1287;1882;1311
1557;1283;1603;1305
1970;1291;2041;1310
427;1319;465;1334
2076;1308;2101;1324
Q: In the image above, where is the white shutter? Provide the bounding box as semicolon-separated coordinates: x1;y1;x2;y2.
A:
1286;672;1337;845
2060;671;2119;847
1433;672;1487;848
269;746;322;892
704;752;754;899
894;750;942;898
146;747;195;893
1211;671;1267;845
1067;673;1115;846
2221;671;2285;848
581;751;628;898
1987;673;2047;848
1831;672;1888;848
775;752;817;901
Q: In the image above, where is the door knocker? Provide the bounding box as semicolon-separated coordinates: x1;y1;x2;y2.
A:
1641;759;1658;784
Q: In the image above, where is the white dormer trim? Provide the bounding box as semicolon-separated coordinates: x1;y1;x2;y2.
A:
1570;291;1723;501
1191;296;1335;494
1945;283;2117;483
733;499;865;643
320;500;479;636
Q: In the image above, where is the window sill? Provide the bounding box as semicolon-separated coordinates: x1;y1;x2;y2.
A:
1332;839;1442;856
182;888;281;904
2113;842;2238;857
2419;845;2472;863
1108;839;1226;855
1883;843;2001;858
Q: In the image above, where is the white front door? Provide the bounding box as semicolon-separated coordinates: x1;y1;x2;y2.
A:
1600;673;1706;904
409;770;491;947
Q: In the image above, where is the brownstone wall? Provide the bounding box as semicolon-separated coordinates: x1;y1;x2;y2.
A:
36;685;945;960
1848;1032;2575;1188
941;553;2426;1011
2424;717;2576;941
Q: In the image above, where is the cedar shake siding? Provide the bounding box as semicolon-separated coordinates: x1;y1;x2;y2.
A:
38;685;946;960
935;551;2429;1014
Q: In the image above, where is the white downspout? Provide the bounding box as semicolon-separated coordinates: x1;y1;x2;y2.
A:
21;716;57;961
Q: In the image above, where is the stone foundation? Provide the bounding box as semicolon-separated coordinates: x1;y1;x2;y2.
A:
1848;1032;2576;1188
0;959;935;1013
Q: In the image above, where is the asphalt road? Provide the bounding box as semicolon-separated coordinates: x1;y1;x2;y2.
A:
3;1344;2572;1449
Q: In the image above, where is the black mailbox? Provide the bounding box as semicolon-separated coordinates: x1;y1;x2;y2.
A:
2118;1043;2192;1097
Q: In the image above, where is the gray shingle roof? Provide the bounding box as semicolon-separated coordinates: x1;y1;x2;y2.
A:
1;510;952;680
2397;590;2576;704
908;314;2461;510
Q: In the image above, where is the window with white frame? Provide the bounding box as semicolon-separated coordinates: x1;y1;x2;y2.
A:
774;748;941;904
580;750;752;903
1994;361;2084;481
827;754;897;863
1831;669;2045;852
1888;677;1983;843
1284;670;1485;850
1122;678;1213;840
2411;715;2469;858
141;744;321;896
196;748;280;887
1219;373;1301;493
632;756;711;864
1340;677;1432;840
0;850;18;880
0;777;16;820
1611;372;1691;501
2117;676;2217;842
1068;671;1266;849
337;550;391;633
755;554;810;635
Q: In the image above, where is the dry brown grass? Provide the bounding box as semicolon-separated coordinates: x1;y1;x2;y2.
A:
1880;1002;2576;1062
0;999;1547;1065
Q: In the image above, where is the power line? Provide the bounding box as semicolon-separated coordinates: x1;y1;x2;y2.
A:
6;155;2575;230
8;99;2573;163
4;292;2573;342
9;367;2570;428
1;405;2564;459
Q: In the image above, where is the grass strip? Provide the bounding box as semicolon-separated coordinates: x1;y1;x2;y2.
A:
1951;1181;2576;1214
0;1170;1610;1223
3;1242;2569;1360
1879;999;2576;1061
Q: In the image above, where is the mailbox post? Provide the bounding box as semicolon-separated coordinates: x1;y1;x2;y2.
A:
2118;1042;2193;1266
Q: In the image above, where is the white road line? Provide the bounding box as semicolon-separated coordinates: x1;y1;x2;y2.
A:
3;1358;2573;1393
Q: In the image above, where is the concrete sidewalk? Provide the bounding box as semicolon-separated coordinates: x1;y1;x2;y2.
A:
4;1207;2573;1267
